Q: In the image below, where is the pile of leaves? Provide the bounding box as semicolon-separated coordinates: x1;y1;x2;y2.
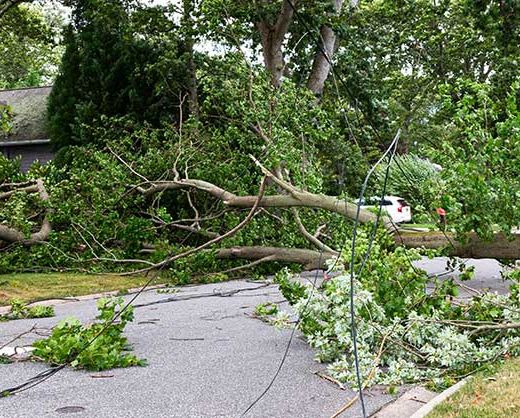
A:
0;299;54;321
272;230;520;388
32;297;145;371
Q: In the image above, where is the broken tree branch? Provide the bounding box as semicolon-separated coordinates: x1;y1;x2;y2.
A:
135;158;391;231
121;176;268;275
292;208;337;253
0;179;52;244
216;246;336;270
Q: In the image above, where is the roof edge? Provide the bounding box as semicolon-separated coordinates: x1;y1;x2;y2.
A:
0;86;53;93
0;138;51;147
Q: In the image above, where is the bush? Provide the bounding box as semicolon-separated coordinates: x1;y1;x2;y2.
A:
372;153;444;217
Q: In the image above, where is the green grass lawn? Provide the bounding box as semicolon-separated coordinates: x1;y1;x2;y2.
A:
428;358;520;417
0;272;167;306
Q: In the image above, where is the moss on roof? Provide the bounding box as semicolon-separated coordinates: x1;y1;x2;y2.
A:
0;86;51;143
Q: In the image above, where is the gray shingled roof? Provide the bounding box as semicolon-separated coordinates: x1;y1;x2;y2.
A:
0;86;51;144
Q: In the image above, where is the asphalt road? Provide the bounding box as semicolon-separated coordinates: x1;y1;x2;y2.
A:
0;258;510;418
0;279;395;418
414;257;510;297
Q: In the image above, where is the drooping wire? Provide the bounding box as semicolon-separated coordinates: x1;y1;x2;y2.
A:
347;131;400;417
286;0;466;283
241;131;401;417
240;251;324;417
0;148;276;398
0;254;172;397
281;2;407;416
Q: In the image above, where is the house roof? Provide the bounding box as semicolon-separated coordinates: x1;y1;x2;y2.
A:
0;86;52;146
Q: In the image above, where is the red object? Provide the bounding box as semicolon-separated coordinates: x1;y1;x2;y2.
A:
436;208;446;216
397;200;408;213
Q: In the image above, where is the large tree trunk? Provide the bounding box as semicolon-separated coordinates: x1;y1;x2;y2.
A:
256;0;297;87
397;230;520;260
306;0;347;96
217;231;520;269
217;246;336;270
137;176;392;229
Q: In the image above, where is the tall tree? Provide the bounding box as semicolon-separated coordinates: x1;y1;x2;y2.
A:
0;4;63;88
47;0;190;149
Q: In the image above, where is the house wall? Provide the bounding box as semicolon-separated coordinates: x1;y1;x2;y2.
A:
1;143;54;172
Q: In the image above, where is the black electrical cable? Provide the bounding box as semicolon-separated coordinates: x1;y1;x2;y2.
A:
240;251;324;417
344;130;400;418
281;2;408;416
240;130;401;417
0;257;171;397
356;135;400;279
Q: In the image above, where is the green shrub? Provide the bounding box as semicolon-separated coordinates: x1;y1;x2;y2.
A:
32;297;145;371
0;299;54;321
373;153;444;214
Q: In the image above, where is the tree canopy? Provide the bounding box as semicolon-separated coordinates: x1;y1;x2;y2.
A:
0;3;63;88
1;0;519;271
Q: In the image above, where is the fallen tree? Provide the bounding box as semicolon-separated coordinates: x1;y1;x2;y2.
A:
397;230;520;259
2;166;520;274
216;246;337;270
0;179;51;245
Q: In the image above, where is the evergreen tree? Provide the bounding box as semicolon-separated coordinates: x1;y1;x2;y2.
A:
47;0;189;150
46;26;80;150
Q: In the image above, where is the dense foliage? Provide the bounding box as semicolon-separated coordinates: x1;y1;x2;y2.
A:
0;4;63;88
272;232;519;387
0;0;519;390
0;0;519;276
372;154;443;220
47;0;190;149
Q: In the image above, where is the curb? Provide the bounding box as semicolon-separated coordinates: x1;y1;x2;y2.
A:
409;377;470;418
